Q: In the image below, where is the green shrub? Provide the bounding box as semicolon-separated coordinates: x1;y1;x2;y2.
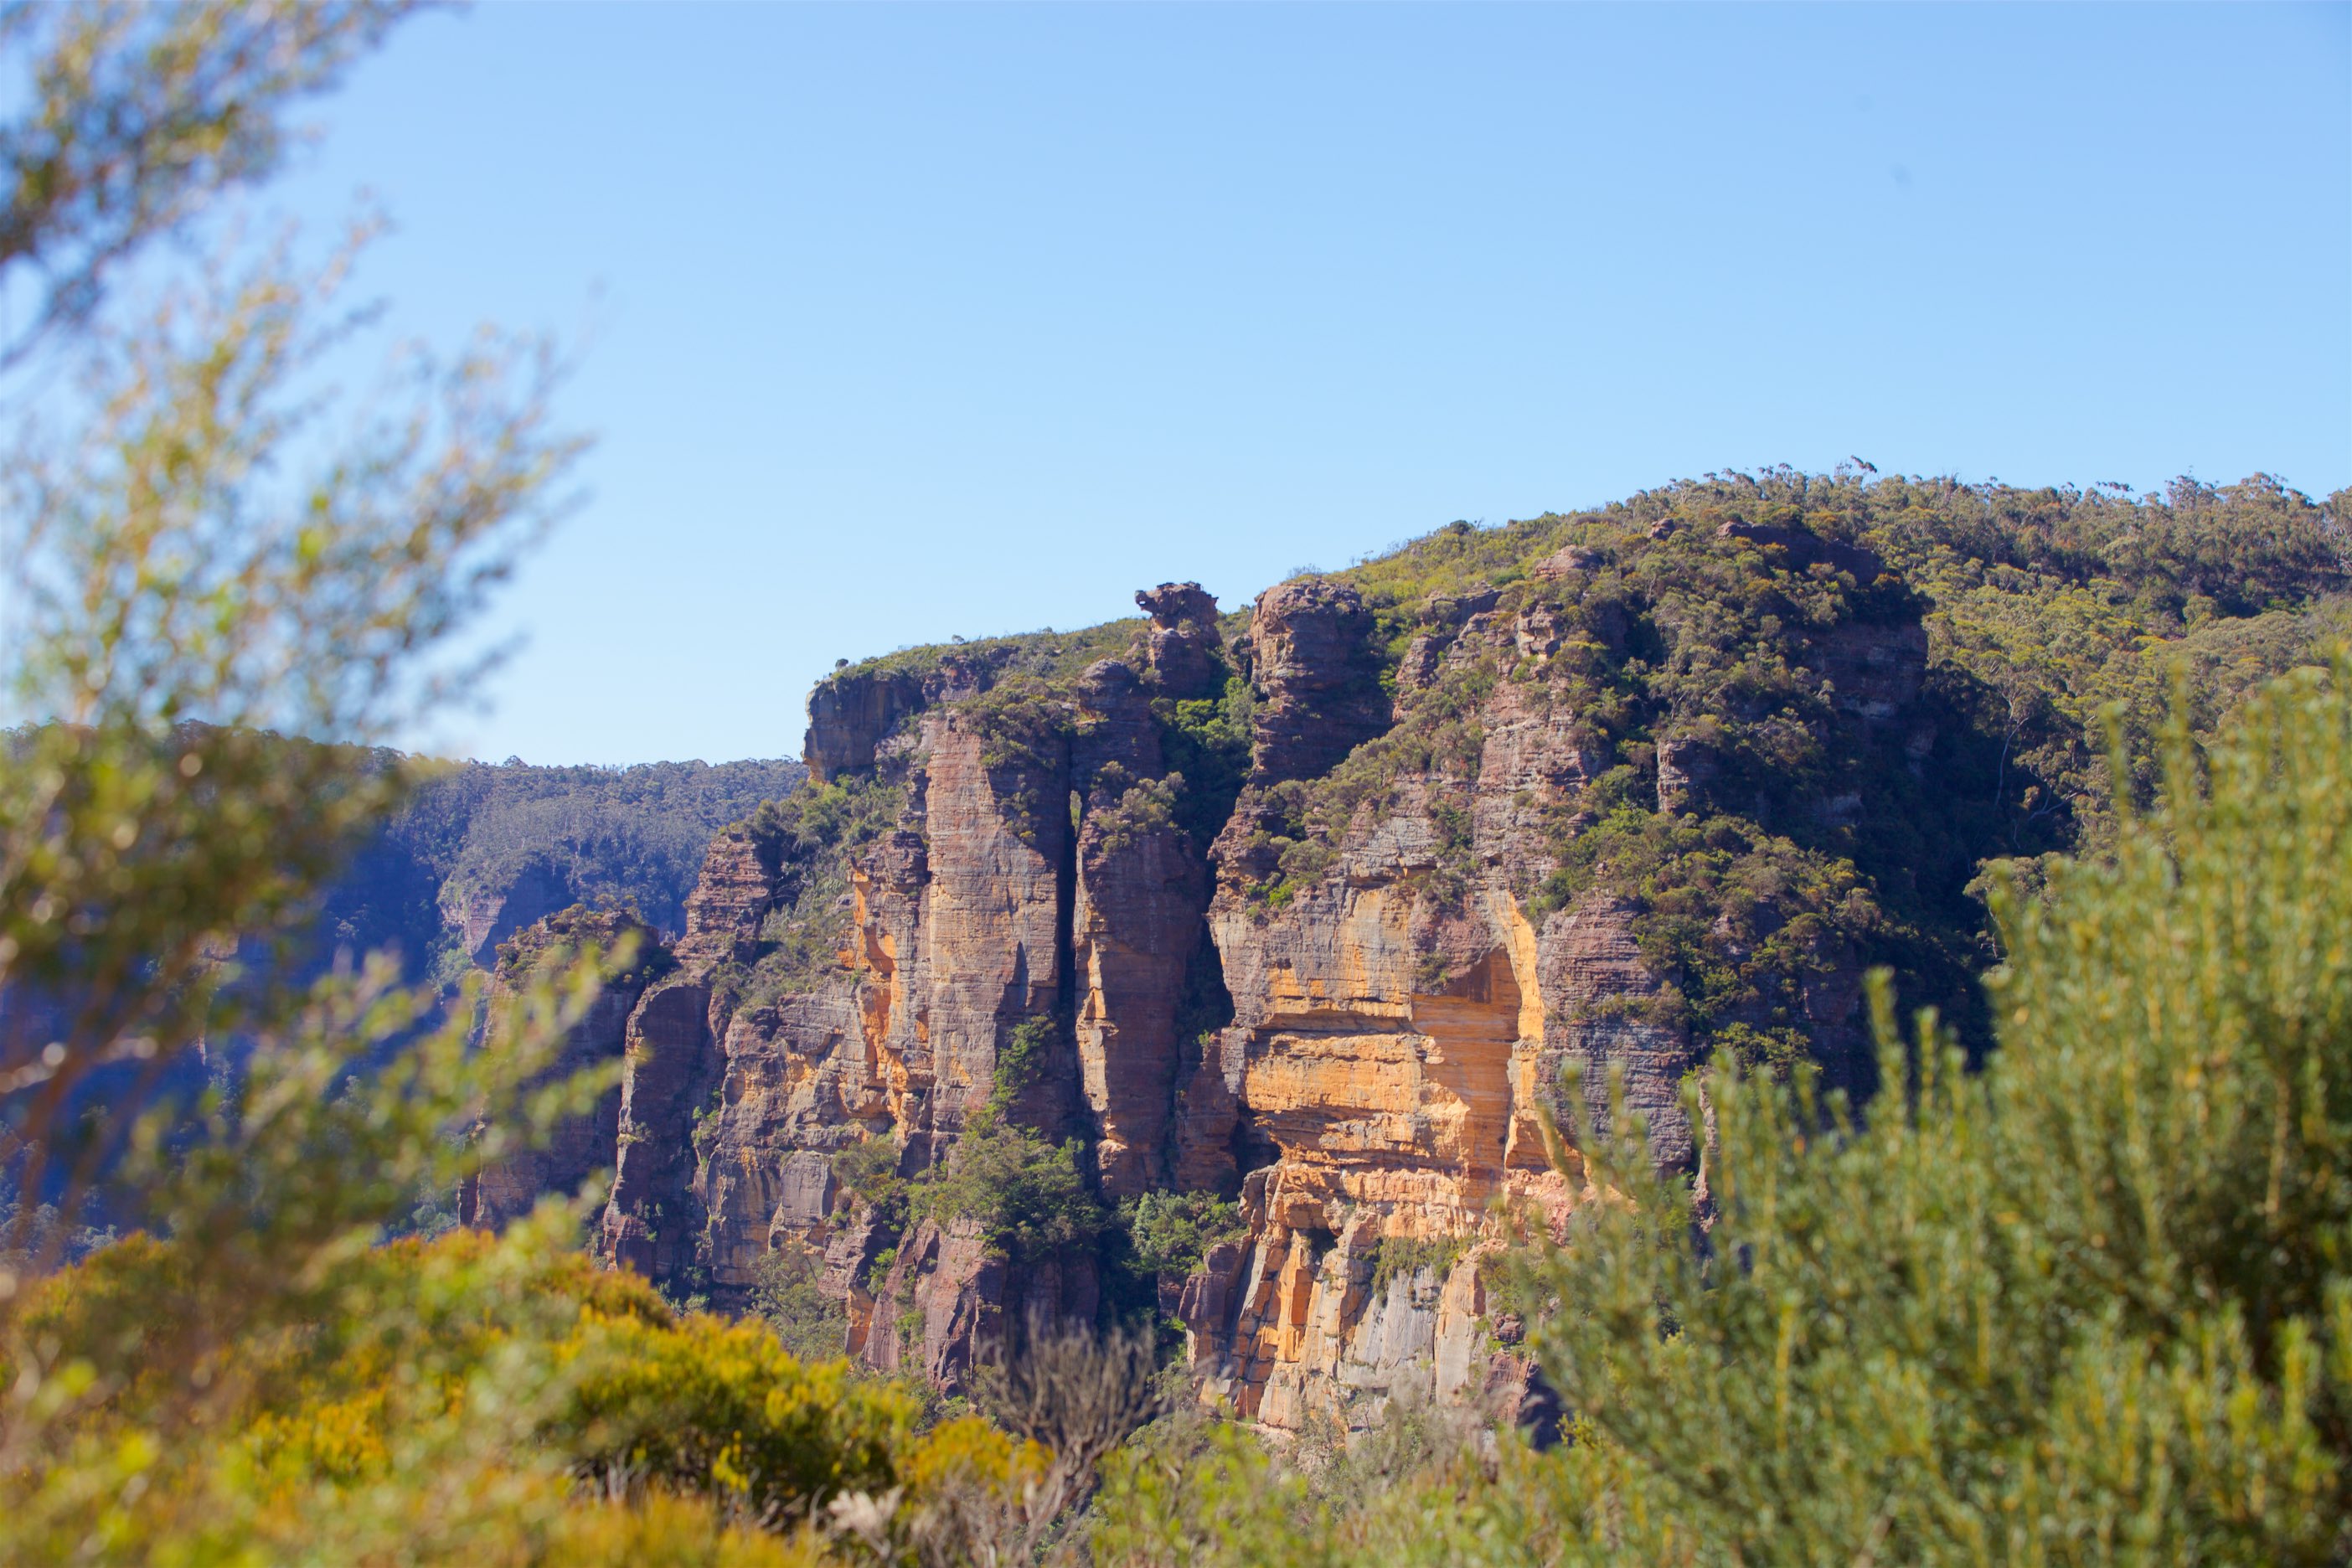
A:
1531;804;1886;1057
864;1246;898;1295
1087;771;1183;855
1089;1412;1321;1568
493;901;673;988
963;674;1076;776
1367;1235;1465;1296
830;1135;905;1225
1153;673;1256;844
830;616;1146;691
1122;1190;1247;1277
993;1014;1060;1114
1527;656;2352;1564
731;774;907;1008
555;1307;916;1520
951;675;1078;843
907;1109;1108;1265
747;774;908;875
750;1241;847;1364
7;1223;913;1554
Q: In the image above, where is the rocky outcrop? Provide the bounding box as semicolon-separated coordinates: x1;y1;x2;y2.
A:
544;515;1959;1431
673;827;779;967
1165;531;1934;1429
1177;589;1633;1425
806;668;926;784
1239;578;1390;785
601;977;722;1281
1179;1204;1552;1431
594;696;1103;1380
1070;660;1210;1196
1134;582;1225;701
598;827;778;1279
592;600;1248;1368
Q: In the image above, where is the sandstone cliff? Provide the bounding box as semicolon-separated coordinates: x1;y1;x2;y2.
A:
565;516;1956;1431
503;472;2345;1432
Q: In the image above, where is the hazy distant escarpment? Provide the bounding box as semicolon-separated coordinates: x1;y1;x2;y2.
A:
482;469;2345;1432
0;747;804;1148
318;755;807;983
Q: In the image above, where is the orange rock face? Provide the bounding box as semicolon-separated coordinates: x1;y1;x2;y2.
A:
1183;594;1658;1424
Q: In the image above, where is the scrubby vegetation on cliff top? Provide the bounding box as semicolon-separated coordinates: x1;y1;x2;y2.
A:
828;472;2345;793
813;474;2348;872
809;575;1257;849
831;605;1256;693
837;617;1155;690
1341;469;2347;809
493;902;678;990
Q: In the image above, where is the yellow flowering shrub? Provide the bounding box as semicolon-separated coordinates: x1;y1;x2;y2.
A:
554;1305;921;1519
5;1220;939;1560
539;1491;835;1567
898;1413;1050;1503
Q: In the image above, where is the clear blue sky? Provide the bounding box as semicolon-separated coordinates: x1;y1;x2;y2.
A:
268;2;2351;766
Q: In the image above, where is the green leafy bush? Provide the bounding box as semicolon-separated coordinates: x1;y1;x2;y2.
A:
1533;805;1885;1056
750;1241;848;1364
992;1015;1060;1114
492;901;674;988
949;674;1080;845
1153;674;1256;844
1086;771;1183;855
1366;1235;1465;1296
556;1302;916;1519
830;1136;905;1226
1526;656;2352;1564
907;1109;1108;1265
1122;1190;1246;1277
